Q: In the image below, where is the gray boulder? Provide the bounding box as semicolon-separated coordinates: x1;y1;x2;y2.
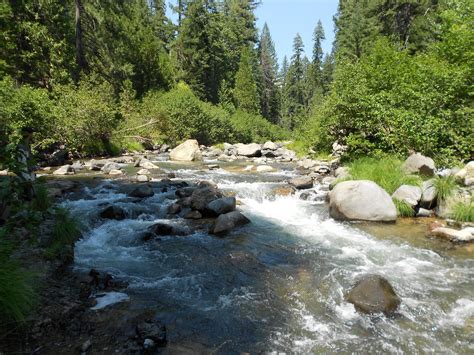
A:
100;206;126;220
402;153;436;176
204;197;236;217
455;161;474;186
139;159;159;170
263;141;279;150
289;176;313;190
190;186;222;211
420;179;437;208
101;162;121;174
237;143;262;157
346;275;401;315
128;185;154;198
210;211;250;236
392;185;422;207
53;165;75;175
329;180;397;222
170;139;202;161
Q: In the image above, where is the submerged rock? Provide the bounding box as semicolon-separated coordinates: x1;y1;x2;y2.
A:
329;180;397;222
402;153;436;176
147;223;190;237
128;185;154;198
99;206;126;220
289;176;313;190
170;139;202;161
210;211;250;235
346;275;401;315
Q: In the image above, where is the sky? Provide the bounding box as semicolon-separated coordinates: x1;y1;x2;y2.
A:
256;0;338;64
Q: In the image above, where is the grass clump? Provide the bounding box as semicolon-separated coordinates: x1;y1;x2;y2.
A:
44;208;81;260
347;156;422;194
0;236;35;324
393;199;415;217
450;197;474;222
432;175;457;205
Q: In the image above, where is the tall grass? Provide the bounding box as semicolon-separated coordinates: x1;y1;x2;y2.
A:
0;236;35;323
432;175;457;205
393;199;415;217
44;208;81;260
347;156;422;194
450;197;474;222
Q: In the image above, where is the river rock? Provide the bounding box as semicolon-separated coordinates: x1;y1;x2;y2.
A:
101;162;121;174
139;160;159;170
346;275;401;315
392;185;422;207
185;210;202;219
329;180;397;222
53;165;75;175
455;161;474;186
237;143;262;157
431;227;474;243
136;174;149;182
210;211;251;236
289;176;313;190
148;223;189;237
256;165;274;173
335;166;350;179
100;206;126;220
190;186;222;211
167;203;181;215
298;158;317;169
263;141;279;150
273;186;296;196
421;179;437;208
402;153;436;176
416;208;433;217
109;169;123;176
170;139;202;161
136;319;167;347
128;185;154;198
204;197;236;217
175;187;196;198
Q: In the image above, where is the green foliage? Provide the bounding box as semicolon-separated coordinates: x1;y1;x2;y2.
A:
228;110;288;144
0;238;35;323
347;156;422;194
233;46;260;114
433;175;457;204
32;184;52;213
450;198;474;222
53;77;119;155
44;208;81;261
393;199;415;217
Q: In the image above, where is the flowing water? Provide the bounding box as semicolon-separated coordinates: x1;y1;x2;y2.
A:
61;160;474;353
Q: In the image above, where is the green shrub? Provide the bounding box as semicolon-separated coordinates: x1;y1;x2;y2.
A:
433;175;457;205
0;237;35;323
393;199;415;217
347;156;422;194
228;110;288;144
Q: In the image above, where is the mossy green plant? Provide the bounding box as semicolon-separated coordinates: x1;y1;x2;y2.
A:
432;175;457;205
393;199;415;217
450;198;474;222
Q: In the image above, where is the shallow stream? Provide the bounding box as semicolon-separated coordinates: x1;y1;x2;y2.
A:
61;159;474;353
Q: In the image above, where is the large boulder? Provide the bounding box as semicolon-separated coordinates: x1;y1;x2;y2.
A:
392;185;422;207
210;211;250;236
420;179;437;209
402;153;436;176
169;140;202;161
289;176;313;190
346;275;401;315
455;161;474;186
329;180;397;222
101;162;121;174
128;185;154;198
237;143;262;157
139;159;159;170
190;186;222;211
204;197;236;217
263;141;279;150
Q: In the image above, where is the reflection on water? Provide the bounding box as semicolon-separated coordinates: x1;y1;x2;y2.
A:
62;160;474;353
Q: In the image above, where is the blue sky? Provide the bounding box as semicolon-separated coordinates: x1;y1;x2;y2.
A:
256;0;338;64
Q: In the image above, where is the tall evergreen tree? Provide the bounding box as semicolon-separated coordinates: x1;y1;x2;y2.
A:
258;23;280;123
233;45;259;114
311;20;325;87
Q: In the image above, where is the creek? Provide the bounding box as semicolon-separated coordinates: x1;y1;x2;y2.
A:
60;158;474;353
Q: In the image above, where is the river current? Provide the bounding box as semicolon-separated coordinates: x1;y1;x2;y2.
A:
62;160;474;353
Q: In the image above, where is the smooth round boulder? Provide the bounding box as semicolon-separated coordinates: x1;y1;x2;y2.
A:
128;185;154;198
289;176;313;190
53;165;75;175
402;153;436;176
99;206;126;220
237;143;262;157
329;180;397;222
169;139;202;161
210;211;250;236
420;179;437;209
204;197;236;217
263;141;278;150
392;185;422;207
346;275;401;315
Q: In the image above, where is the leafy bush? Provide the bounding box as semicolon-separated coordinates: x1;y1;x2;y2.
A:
393;199;415;217
53;77;119;155
228;110;288;144
306;38;473;164
347;156;422;194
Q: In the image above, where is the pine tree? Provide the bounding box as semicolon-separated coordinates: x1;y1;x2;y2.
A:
233;46;259;114
258;23;280;123
312;20;325;88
